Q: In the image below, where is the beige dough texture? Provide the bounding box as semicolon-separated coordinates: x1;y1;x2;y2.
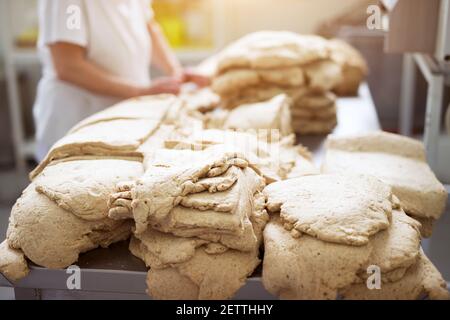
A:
216;31;329;73
29;118;158;180
7;184;133;269
34;159;143;221
69;94;177;133
262;216;371;300
340;250;449;300
322;131;447;236
221;94;293;137
328;39;368;96
264;174;393;245
211;67;305;95
0;240;29;282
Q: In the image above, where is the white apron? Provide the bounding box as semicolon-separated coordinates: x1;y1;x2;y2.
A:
34;0;153;160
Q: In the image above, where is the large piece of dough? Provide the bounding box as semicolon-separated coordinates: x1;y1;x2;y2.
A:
108;148;259;236
328;39;368;96
222;94;293;137
211;67;305;95
264;174;393;245
262;216;371;300
34;159;143;221
30;118;159;180
7;185;133;269
340;250;449;300
69;94;176;133
322;131;447;231
216;31;329;72
356;209;421;283
0;240;29;282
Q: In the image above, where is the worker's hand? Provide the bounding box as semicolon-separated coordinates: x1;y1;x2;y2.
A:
183;68;210;87
145;76;182;95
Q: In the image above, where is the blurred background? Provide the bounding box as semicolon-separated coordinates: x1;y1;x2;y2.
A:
0;0;449;284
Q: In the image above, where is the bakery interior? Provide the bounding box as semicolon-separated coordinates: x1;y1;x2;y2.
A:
0;0;449;300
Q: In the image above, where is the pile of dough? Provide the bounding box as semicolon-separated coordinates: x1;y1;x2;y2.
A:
328;39;368;96
291;91;337;135
5;159;143;269
205;94;293;138
0;95;176;279
210;31;366;135
262;174;449;300
322;131;448;237
29;94;177;179
108;145;269;299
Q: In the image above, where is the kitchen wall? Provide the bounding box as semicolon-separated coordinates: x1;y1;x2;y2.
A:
221;0;364;42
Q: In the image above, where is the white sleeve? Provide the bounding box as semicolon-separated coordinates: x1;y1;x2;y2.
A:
38;0;88;47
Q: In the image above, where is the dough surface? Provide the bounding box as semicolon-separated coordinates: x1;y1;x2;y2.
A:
264;174;393;245
216;31;329;72
69;94;176;133
7;185;132;269
34;159;143;221
262;216;371;300
30;118;158;180
341;250;450;300
0;240;29;282
323;131;447;228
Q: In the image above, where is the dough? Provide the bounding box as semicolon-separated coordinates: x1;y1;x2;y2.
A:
146;268;199;300
30;118;159;180
147;246;260;300
292;117;337;135
356;209;421;282
340;250;450;300
259;67;305;87
131;188;267;300
180;87;220;113
186;129;312;182
262;216;371;300
264;174;393;245
0;240;29;282
304;60;342;92
291;104;336;120
7;185;133;269
34;159;143;221
130;231;209;269
216;31;329;72
412;216;434;238
294;91;336;109
111;167;262;245
322;132;447;225
69;94;176;133
212;69;260;95
137;125;179;154
211;67;305;95
222;94;293;137
108;148;257;234
222;85;309;110
328;39;368;96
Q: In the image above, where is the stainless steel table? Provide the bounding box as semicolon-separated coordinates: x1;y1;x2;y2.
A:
0;84;382;300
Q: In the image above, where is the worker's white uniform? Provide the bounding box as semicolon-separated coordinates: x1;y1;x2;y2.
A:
34;0;153;160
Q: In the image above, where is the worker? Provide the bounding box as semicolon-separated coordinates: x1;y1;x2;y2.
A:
33;0;208;160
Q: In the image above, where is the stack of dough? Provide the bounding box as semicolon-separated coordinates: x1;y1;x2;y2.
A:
262;174;449;300
108;144;269;299
210;31;367;135
0;95;178;278
322;131;448;237
173;128;318;183
205;94;293;139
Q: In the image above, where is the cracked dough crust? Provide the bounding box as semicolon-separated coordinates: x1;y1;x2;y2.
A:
264;174;393;245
